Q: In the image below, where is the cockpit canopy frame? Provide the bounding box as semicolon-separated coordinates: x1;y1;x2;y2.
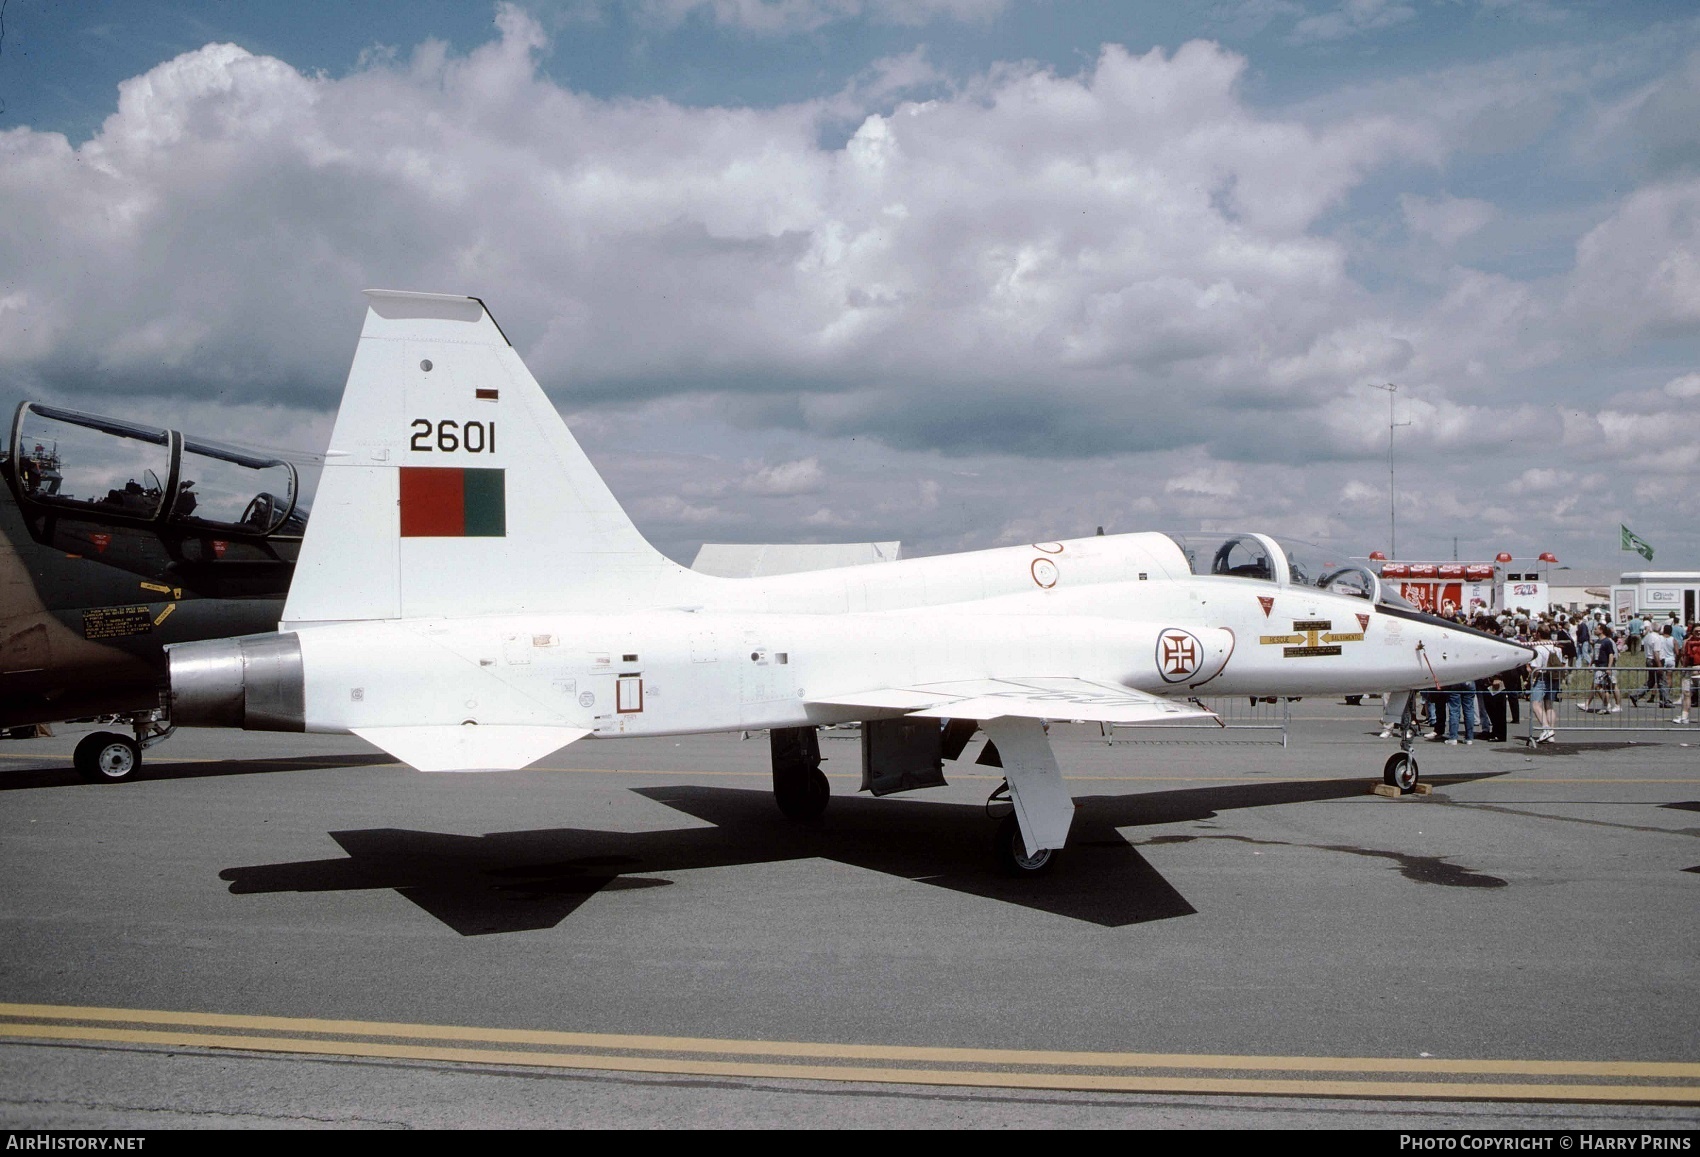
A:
1163;530;1400;607
6;401;303;540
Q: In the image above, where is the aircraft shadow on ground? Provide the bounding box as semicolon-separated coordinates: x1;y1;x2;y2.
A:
219;775;1425;937
0;752;397;791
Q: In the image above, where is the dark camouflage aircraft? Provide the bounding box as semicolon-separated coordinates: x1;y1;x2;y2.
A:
0;402;306;781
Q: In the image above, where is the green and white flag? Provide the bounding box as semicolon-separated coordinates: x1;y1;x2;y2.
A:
1621;525;1654;562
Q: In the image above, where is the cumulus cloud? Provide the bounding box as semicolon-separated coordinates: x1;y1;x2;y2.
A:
1288;0;1416;45
1400;193;1498;248
636;0;1007;34
1564;179;1700;343
1666;372;1700;399
1;3;1697;567
1579;49;1700;178
0;15;1432;459
741;456;825;495
1164;465;1241;499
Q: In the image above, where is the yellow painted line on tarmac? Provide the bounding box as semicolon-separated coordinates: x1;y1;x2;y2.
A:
0;1003;1695;1104
1;1022;1696;1104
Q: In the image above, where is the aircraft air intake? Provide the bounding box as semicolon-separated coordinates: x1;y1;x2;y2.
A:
167;633;305;732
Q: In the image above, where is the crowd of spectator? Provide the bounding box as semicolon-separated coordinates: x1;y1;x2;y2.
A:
1379;607;1700;745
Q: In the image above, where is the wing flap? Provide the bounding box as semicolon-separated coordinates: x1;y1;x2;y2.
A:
806;688;952;711
810;678;1216;725
353;725;590;772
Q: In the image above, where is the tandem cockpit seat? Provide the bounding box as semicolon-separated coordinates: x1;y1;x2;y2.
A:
1160;531;1412;610
1162;531;1287;584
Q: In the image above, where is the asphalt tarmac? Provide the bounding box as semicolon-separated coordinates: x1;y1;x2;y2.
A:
0;705;1696;1129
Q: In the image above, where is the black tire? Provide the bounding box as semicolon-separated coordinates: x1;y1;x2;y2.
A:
774;768;829;820
1382;751;1419;794
74;732;142;784
992;814;1057;876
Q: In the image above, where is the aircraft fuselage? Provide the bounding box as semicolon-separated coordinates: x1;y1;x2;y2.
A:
180;532;1520;740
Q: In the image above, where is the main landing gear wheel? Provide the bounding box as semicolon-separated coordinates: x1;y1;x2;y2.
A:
993;814;1057;877
73;732;142;784
1382;751;1420;795
775;768;830;820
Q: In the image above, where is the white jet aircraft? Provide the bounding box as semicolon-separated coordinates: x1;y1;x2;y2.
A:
167;291;1533;874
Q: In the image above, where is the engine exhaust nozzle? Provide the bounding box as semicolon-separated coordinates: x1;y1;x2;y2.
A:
168;632;305;732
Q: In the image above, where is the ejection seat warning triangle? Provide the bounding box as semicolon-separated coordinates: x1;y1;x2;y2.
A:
399;467;506;537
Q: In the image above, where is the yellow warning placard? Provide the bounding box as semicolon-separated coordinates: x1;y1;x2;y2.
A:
82;605;155;640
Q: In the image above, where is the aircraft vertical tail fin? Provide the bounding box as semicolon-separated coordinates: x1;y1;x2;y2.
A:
283;291;701;626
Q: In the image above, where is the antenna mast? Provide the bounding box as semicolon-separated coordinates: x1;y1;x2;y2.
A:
1369;383;1410;559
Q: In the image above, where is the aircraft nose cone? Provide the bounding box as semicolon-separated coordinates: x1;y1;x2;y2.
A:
1473;635;1535;678
1421;624;1534;685
1507;641;1537;667
1470;632;1529;661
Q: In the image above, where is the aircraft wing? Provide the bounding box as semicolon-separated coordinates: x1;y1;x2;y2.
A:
352;725;591;772
809;678;1217;726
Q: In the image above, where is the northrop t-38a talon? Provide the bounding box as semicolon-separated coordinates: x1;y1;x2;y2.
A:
166;290;1532;874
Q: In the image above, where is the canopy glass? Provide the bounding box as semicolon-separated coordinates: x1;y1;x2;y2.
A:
8;402;304;538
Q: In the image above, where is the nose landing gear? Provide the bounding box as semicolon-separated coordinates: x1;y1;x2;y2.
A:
1381;693;1421;794
73;732;140;783
1382;750;1420;794
72;710;175;784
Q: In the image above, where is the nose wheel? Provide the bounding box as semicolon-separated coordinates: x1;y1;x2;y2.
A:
1379;692;1422;795
73;732;142;783
70;711;175;785
1382;751;1420;794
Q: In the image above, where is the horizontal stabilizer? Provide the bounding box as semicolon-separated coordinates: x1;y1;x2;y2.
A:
352;725;590;772
811;678;1217;725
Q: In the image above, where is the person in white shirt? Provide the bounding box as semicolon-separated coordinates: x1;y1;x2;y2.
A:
1633;625;1677;709
1528;626;1562;744
1583;627;1622;714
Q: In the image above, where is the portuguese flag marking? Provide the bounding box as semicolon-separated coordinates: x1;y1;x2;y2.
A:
399;467;506;538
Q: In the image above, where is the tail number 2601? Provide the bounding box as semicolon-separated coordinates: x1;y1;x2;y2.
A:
410;419;496;454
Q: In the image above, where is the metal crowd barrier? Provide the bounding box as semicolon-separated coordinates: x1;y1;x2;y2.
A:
1522;664;1698;740
1107;696;1291;747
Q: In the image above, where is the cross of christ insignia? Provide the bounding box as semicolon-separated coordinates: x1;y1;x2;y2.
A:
1156;629;1203;682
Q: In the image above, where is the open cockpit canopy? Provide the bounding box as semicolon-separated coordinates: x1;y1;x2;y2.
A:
6;402;306;538
1161;531;1416;610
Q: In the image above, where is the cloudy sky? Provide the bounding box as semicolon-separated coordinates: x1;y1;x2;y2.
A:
2;0;1697;570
